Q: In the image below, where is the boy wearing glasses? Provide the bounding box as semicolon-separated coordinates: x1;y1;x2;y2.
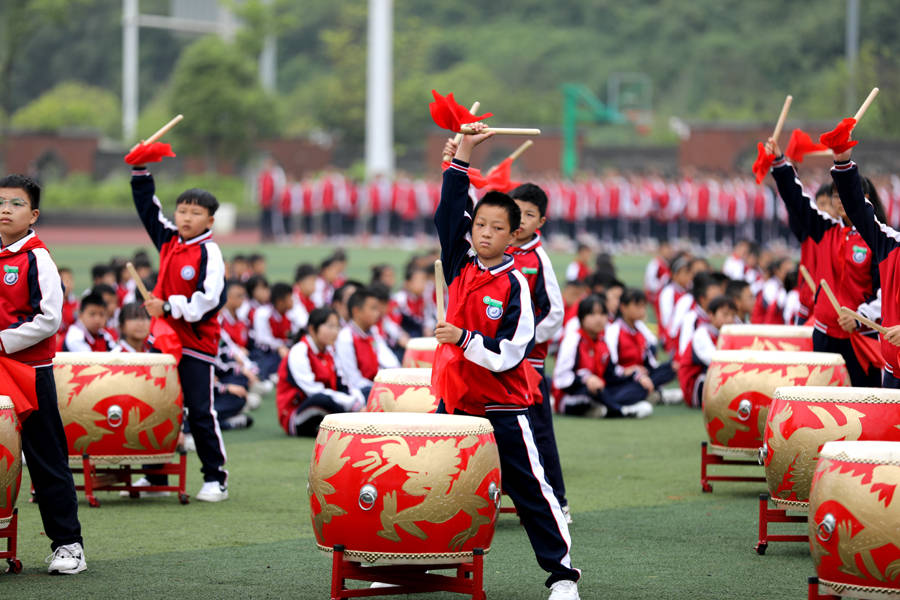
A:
0;174;85;574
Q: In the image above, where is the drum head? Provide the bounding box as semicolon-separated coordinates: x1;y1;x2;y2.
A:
820;440;900;462
54;351;176;367
320;412;492;435
406;337;439;351
709;349;845;366
373;368;433;386
719;324;813;339
774;386;900;404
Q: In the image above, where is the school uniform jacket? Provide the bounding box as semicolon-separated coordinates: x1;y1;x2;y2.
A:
62;320;115;353
131;168;226;362
553;327;617;393
334;321;399;391
391;289;426;337
658;282;686;349
832;160;900;374
0;231;63;367
219;309;249;349
678;322;719;407
252;304;292;351
771;158;878;340
677;306;710;359
509;232;564;370
431;158;539;415
276;335;361;433
605;318;660;376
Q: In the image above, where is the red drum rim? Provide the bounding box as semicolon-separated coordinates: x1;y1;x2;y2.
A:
373;368;433;386
53;351;176;367
405;337;439;351
709;350;845;366
320;412;492;436
719;324;814;338
819;440;900;463
774;386;900;404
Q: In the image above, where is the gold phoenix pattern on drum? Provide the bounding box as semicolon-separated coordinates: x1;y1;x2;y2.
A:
309;431;498;551
56;364;181;454
744;338;804;352
706;364;837;446
767;404;863;501
374;386;438;413
811;460;900;583
0;409;21;511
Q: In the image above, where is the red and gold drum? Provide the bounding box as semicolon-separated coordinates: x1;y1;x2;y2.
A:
54;352;183;464
402;338;439;368
763;387;900;511
308;412;501;564
809;441;900;598
366;368;439;413
702;351;849;457
0;397;21;531
717;324;814;352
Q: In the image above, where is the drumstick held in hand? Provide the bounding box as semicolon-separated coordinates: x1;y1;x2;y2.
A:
129;114;184;152
798;265;816;294
126;262;151;301
839;306;888;335
434;260;446;323
507;140;533;162
772;95;793;143
820;279;842;315
458;125;541;136
443;101;480;162
853;87;879;123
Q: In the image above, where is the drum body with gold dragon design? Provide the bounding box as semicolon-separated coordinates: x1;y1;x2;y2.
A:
809;441;900;599
702;350;849;457
54;352;182;464
763;386;900;511
0;396;21;531
308;412;501;564
716;324;814;352
366;368;439;413
402;338;439;368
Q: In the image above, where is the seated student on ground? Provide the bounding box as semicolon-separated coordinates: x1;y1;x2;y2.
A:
751;256;794;325
566;243;592;282
605;288;676;402
92;282;121;339
675;271;726;360
725;278;754;323
678;295;736;408
657;252;693;354
334;287;400;399
370;281;407;357
370;263;396;290
238;274;269;334
331;280;362;326
289;263;318;329
112;302;151;352
391;263;430;338
276;307;364;436
63;292;115;352
219;279;250;350
212;335;254;431
251;282;295;379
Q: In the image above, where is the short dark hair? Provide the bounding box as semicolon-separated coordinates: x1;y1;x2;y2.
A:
620;288;646;306
347;287;377;316
91;264;113;281
473;191;521;231
368;282;391;303
784;269;798;293
307;307;338;332
815;182;833;199
691;272;720;301
244;274;269;297
725;278;750;299
370;263;393;285
577;293;607;322
232;254;247;262
118;301;149;327
92;283;116;298
708;295;737;316
225;278;244;293
270;282;293;303
405;264;428;281
294;263;317;283
333;280;362;307
670;252;692;274
509;183;548;218
175;188;219;215
0;174;41;210
80;292;106;312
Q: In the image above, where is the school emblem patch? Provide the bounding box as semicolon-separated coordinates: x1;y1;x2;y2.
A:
3;265;18;285
180;265;196;280
483;295;503;320
852;245;868;264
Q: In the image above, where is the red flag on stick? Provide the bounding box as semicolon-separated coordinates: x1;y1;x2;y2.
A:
124;142;176;166
440;161;489;188
752;143;776;184
0;357;37;423
485;158;521;193
785;129;829;163
429;90;493;132
818;118;859;154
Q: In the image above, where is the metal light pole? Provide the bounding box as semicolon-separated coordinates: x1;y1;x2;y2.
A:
845;0;859;114
365;0;394;180
122;0;139;143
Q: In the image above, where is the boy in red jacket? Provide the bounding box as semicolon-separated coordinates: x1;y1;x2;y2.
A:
0;174;85;573
432;126;581;600
131;165;229;502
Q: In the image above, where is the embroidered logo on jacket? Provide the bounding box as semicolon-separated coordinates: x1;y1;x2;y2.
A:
852;245;868;264
3;265;18;285
521;267;538;275
181;265;196;280
483;296;503;320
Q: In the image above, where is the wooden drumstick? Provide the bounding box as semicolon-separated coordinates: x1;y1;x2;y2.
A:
443;101;480;162
129;114;184;152
772;95;792;143
507;140;533;162
853;87;879;123
458;125;542;136
126;262;152;301
819;279;842;315
434;259;446;323
839;306;888;336
798;264;816;294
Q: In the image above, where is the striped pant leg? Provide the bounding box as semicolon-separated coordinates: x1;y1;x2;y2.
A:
180;355;228;485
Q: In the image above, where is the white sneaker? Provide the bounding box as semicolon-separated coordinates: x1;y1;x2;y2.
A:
661;388;684;405
245;392;262;410
622;400;653;419
196;481;228;502
250;380;273;395
561;504;573;524
120;476;170;498
584;404;608;419
222;413;254;430
548;579;580;600
182;433;196;453
46;542;86;575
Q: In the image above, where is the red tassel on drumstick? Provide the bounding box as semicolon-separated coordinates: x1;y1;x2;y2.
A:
819;87;879;154
124;114;183;165
127;262;183;362
429;90;541;136
785;129;830;164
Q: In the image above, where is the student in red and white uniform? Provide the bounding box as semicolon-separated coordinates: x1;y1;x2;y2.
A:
391;264;429;337
238;274;269;341
58;267;78;331
434;126;580;599
111;302;151;353
219;280;250;350
257;158;285;241
725;278;755;323
679;296;736;408
750;257;793;325
311;252;346;307
334;287;400;396
370;282;407;358
251;282;295;379
675;272;726;360
63;292;115;352
657;253;693;354
288;263;318;330
606;289;676;401
643;240;673;319
722;239;750;281
565;243;592;283
766;138;881;387
276;307;364;436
